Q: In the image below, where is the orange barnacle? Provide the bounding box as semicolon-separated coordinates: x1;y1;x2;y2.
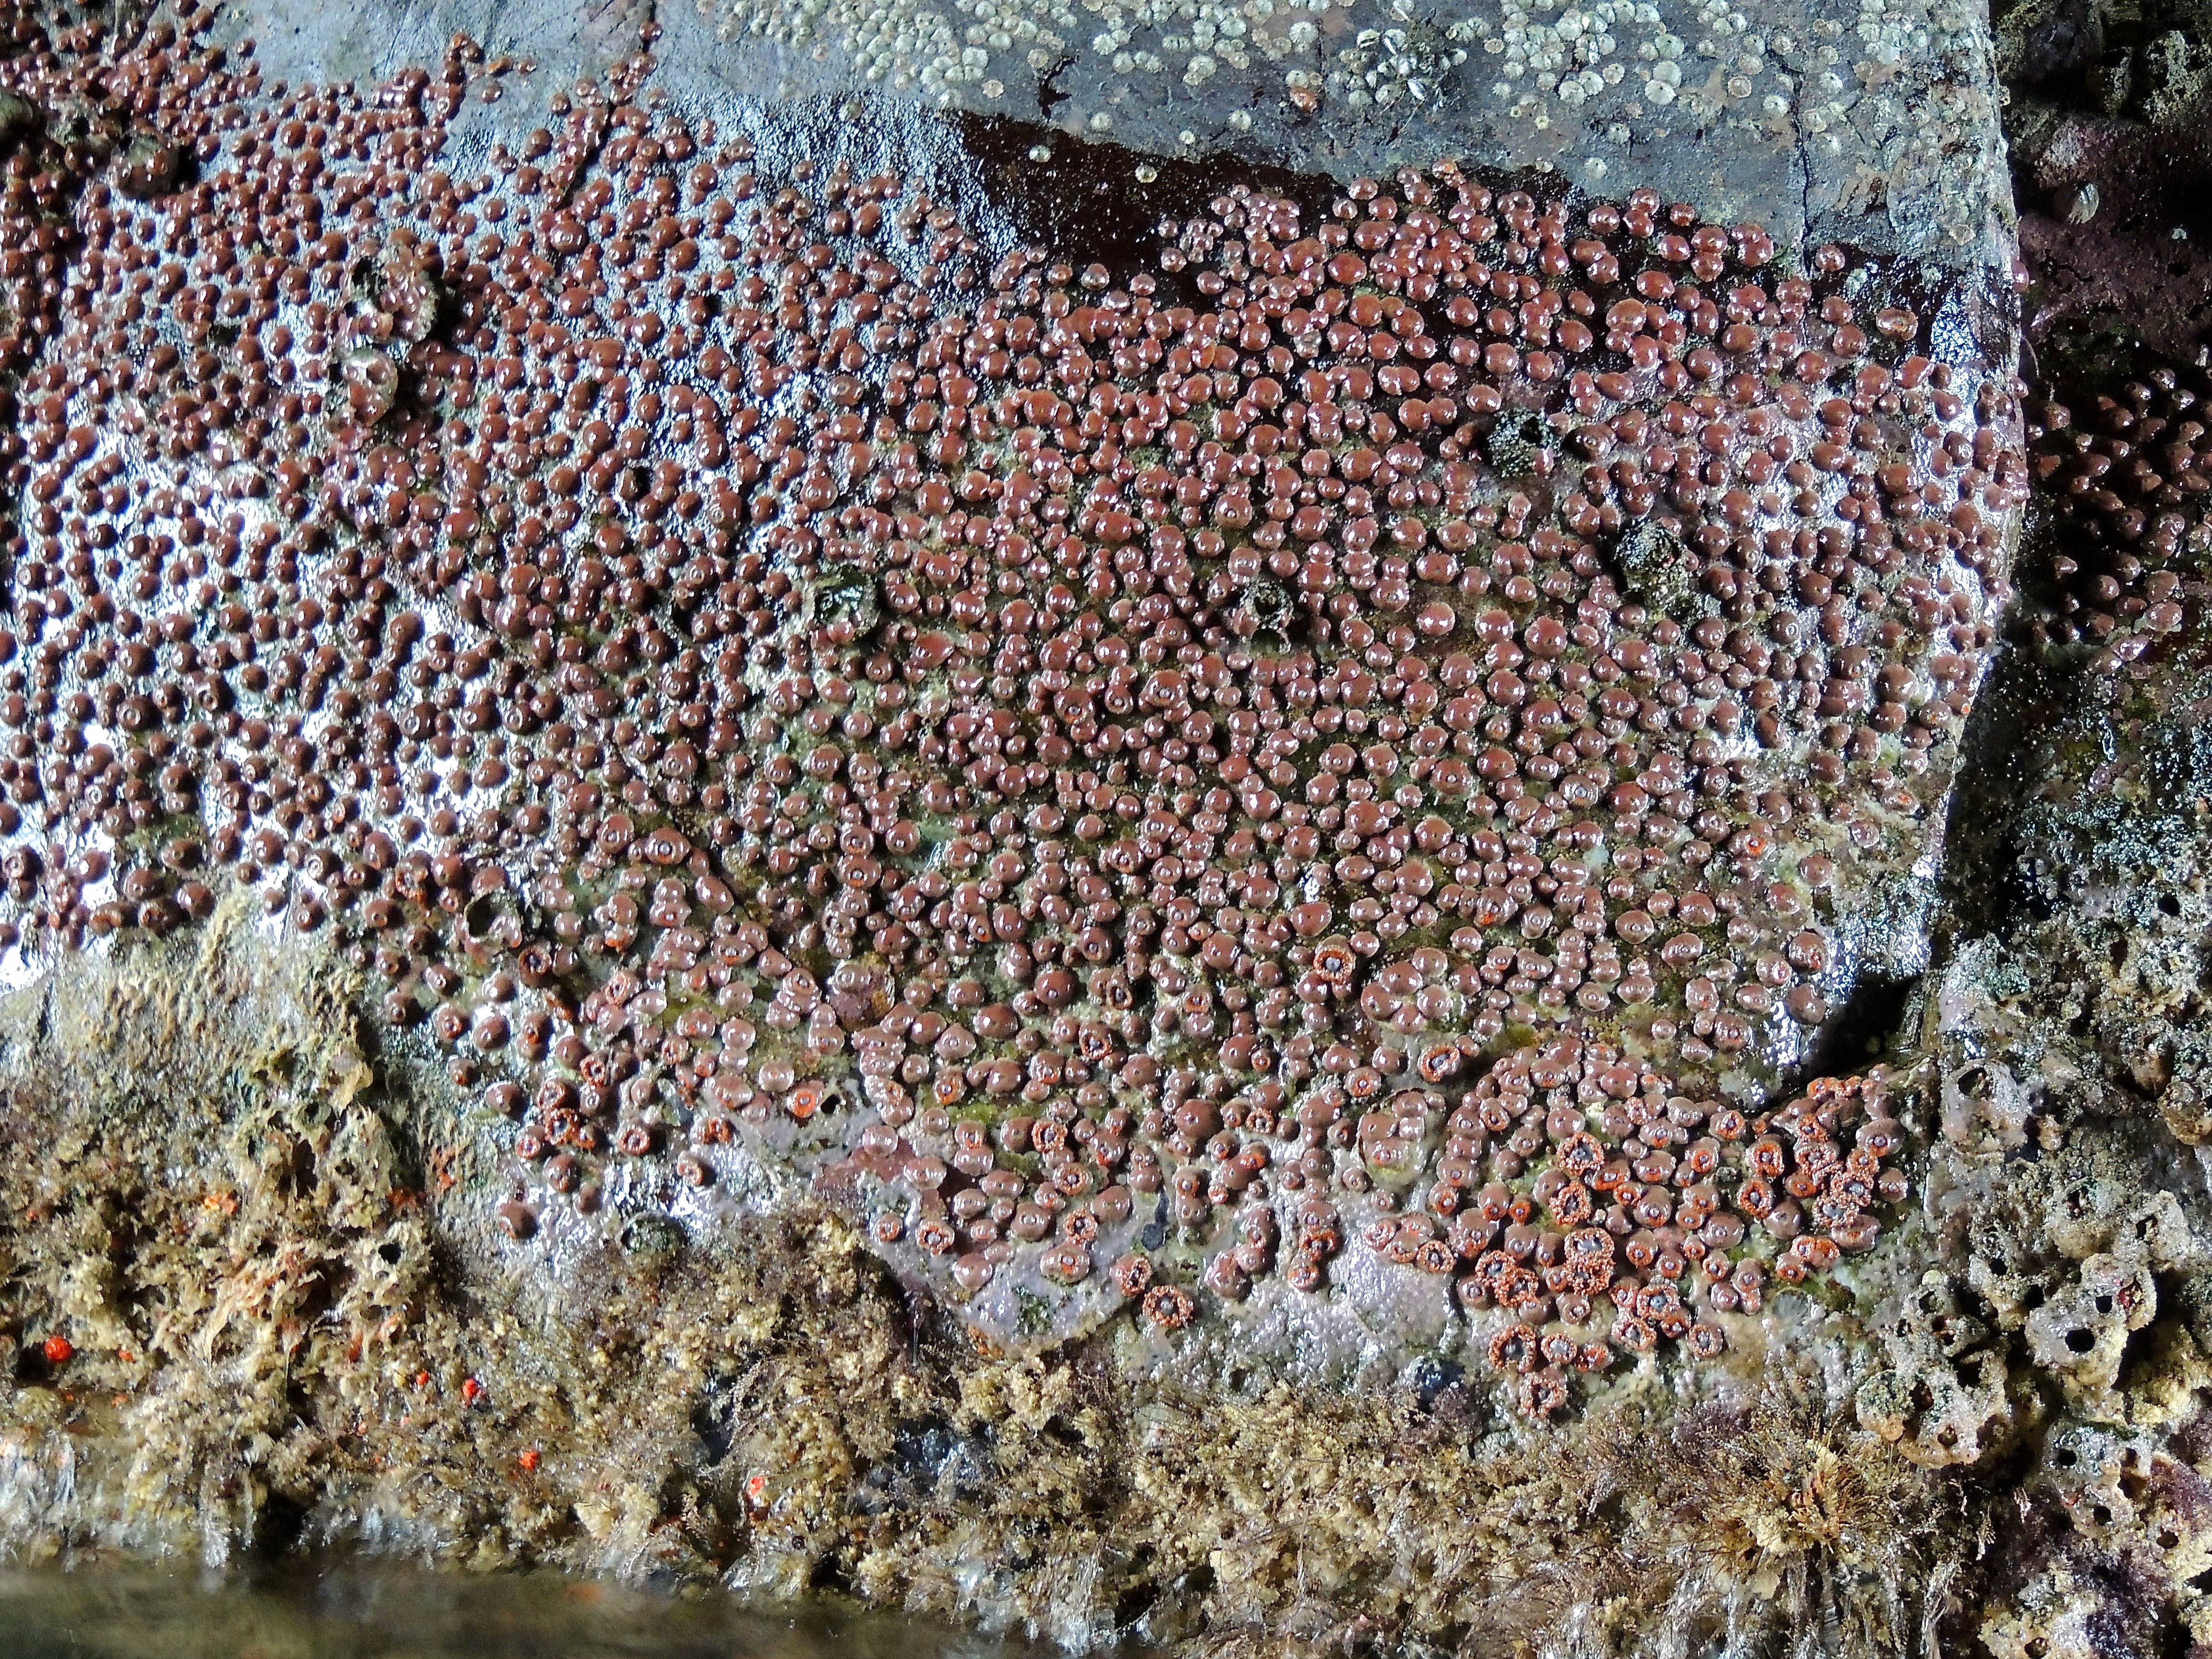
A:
1313;937;1358;981
1547;1180;1594;1226
1142;1285;1196;1329
1555;1131;1604;1177
1111;1253;1155;1297
1487;1322;1542;1374
1520;1369;1570;1418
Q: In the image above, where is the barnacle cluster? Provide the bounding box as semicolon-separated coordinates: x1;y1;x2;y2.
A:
1329;0;1467;113
0;0;2026;1413
716;0;1998;178
2025;363;2204;671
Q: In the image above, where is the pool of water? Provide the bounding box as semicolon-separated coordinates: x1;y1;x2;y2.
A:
0;1563;1066;1659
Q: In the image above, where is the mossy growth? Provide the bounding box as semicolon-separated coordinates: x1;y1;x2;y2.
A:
1606;520;1698;620
2;900;2202;1656
1485;407;1549;477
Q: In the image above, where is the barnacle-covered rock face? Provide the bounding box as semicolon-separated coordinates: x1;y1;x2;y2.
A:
1973;353;2212;1130
40;0;2212;1650
0;0;2024;1413
2023;364;2206;673
1876;328;2212;1653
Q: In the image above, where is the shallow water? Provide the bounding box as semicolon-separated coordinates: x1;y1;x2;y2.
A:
0;1563;1068;1659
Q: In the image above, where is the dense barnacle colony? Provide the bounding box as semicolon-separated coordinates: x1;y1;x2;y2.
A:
0;1;2026;1412
2026;365;2205;674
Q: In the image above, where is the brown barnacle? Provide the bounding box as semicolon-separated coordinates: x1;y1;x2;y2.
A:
1044;1241;1095;1284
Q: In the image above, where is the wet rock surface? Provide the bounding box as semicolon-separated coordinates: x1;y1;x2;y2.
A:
229;0;2012;265
0;1561;1046;1656
2;0;2210;1653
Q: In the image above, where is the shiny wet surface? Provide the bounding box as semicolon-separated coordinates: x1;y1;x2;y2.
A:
0;1563;1072;1659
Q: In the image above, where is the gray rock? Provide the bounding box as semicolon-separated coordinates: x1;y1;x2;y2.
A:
228;0;2011;268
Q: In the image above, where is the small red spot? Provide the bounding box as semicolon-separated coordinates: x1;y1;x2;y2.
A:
414;1370;431;1388
41;1336;72;1364
462;1376;482;1404
518;1449;541;1471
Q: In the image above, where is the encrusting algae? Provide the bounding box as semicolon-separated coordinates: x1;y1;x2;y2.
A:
0;0;2032;1420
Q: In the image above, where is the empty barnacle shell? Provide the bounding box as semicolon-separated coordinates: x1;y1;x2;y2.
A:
1609;520;1699;619
0;90;41;154
1488;407;1550;475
